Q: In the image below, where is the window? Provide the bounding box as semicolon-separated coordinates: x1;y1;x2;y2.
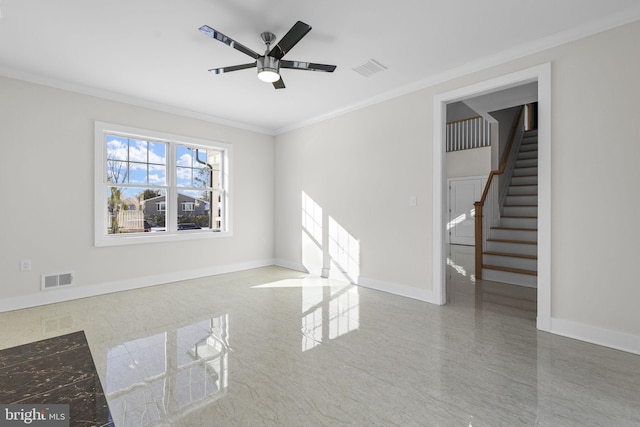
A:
95;122;232;246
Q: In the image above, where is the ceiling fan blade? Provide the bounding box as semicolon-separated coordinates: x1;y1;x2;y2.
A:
208;62;257;75
199;25;260;60
268;21;312;60
280;60;336;73
272;77;286;89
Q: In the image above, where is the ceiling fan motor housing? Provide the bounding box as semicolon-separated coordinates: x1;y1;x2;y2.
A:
257;56;280;82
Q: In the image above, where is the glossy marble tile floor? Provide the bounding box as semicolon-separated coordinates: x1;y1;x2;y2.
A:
0;245;639;426
0;331;112;426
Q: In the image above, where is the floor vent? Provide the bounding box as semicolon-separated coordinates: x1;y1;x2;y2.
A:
41;272;74;290
352;59;388;77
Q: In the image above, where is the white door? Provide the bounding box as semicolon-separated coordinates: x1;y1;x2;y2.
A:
447;177;486;245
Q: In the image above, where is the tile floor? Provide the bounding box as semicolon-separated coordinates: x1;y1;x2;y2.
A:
0;245;639;426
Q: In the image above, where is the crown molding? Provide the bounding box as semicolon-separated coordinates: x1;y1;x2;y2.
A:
274;12;640;135
0;65;276;136
2;10;639;138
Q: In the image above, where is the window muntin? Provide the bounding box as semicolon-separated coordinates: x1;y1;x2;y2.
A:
95;122;231;246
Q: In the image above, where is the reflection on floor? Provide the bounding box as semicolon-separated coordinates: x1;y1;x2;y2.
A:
447;244;537;313
0;260;639;426
105;316;229;426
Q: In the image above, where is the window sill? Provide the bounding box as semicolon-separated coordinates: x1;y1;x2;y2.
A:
95;229;232;247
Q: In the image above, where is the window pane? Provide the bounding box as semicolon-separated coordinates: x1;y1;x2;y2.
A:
106;136;129;161
106;136;166;186
176;145;222;189
141;189;167;232
106;188;166;234
148;142;167;186
176;190;221;231
106;159;128;184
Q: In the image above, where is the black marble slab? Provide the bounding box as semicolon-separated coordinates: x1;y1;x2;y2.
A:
0;331;113;427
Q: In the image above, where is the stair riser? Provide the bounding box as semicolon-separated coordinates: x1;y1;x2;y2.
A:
483;254;537;271
482;269;537;288
503;205;538;216
486;241;537;256
508;185;538;195
518;150;538;160
500;217;537;228
511;176;538;186
505;195;537;205
513;166;538;176
490;228;537;241
520;143;538;152
516;159;538;168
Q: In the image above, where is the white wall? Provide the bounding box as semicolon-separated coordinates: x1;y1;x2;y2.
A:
446;101;478;122
275;93;435;300
275;20;640;348
0;76;275;310
446;147;492;178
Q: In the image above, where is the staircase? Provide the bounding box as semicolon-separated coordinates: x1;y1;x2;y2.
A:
482;129;538;287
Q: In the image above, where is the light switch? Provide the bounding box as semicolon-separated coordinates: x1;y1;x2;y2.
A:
409;196;417;207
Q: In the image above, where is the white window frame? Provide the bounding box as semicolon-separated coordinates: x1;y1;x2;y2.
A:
94;121;233;246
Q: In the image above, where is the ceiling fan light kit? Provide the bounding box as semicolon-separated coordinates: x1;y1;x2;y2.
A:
257;56;280;83
199;21;336;89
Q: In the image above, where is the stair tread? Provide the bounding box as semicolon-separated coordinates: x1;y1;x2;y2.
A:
491;226;537;231
487;238;537;245
502;215;538;218
484;251;537;260
507;194;538;197
504;204;538;207
483;264;537;276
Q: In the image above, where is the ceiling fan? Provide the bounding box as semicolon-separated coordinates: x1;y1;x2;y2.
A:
198;21;336;89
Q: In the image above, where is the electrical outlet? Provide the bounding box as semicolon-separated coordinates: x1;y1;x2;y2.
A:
20;259;32;272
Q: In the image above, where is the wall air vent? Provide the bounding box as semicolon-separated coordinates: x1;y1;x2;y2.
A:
352;59;388;77
41;272;74;290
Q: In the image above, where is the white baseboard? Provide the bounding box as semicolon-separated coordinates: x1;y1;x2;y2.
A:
0;259;275;313
274;259;309;273
358;276;440;305
551;317;640;356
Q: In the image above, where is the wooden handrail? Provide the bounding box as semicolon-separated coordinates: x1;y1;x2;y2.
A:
474;106;524;279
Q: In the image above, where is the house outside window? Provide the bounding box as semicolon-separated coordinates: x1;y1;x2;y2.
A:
95;122;232;246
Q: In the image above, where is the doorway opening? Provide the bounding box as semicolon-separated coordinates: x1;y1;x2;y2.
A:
432;63;551;332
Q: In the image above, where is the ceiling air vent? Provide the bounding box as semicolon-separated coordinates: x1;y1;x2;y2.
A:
41;272;74;291
352;59;388;77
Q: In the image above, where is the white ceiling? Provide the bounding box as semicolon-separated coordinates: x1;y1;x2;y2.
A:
1;0;640;134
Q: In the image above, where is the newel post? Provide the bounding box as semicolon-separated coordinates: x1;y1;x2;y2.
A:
474;201;483;279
